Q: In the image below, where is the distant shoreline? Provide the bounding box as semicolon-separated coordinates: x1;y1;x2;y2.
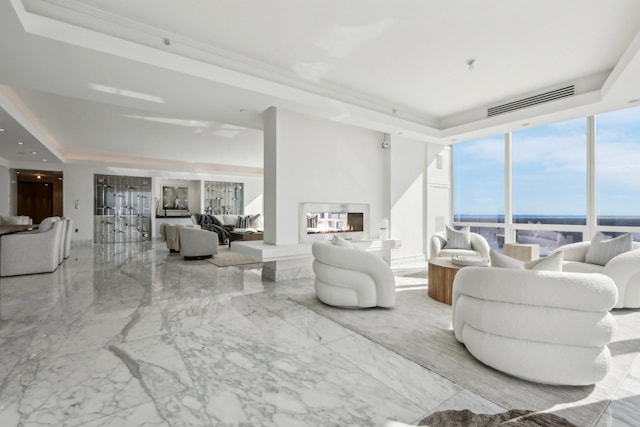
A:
454;215;640;226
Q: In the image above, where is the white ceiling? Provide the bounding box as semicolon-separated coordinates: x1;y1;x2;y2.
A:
1;0;640;174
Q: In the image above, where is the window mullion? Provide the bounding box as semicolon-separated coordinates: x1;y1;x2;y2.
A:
504;132;514;244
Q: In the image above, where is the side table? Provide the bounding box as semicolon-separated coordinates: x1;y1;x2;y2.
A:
503;243;540;262
428;257;464;305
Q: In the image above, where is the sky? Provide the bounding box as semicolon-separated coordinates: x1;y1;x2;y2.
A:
453;105;640;218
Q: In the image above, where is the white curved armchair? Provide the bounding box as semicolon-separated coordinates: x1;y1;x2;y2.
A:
430;231;490;259
1;218;64;277
551;241;640;308
453;267;617;386
178;227;219;259
57;218;67;265
63;218;74;259
312;239;395;308
160;223;201;252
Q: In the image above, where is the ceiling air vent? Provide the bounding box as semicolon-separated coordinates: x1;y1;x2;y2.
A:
487;85;575;117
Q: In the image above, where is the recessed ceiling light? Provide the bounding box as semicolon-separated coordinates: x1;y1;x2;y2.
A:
239;108;246;112
31;151;37;155
42;159;47;162
17;141;23;145
58;177;63;180
521;123;530;126
37;175;41;179
0;128;5;131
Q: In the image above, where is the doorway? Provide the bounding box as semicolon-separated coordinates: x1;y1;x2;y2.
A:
14;170;63;224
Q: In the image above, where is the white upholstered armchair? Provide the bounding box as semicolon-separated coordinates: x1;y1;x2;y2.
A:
430;228;490;259
452;266;617;385
178;226;219;259
1;217;64;277
551;240;640;309
312;238;395;308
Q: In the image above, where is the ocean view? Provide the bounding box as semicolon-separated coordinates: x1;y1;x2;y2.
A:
454;214;640;227
454;215;640;255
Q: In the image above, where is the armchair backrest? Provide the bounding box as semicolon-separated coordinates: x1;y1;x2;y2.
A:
39;216;60;233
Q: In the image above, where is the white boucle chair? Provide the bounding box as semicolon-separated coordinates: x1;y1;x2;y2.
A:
550;241;640;308
452;267;618;386
0;218;64;277
430;231;490;259
312;239;395;308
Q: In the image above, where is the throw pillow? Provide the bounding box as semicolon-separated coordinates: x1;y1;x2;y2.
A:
443;225;471;249
490;249;563;272
307;214;318;228
332;235;353;248
585;232;633;266
237;215;251;228
525;251;563;271
490;249;525;269
249;213;262;229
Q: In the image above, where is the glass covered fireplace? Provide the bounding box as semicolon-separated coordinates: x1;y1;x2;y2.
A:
299;203;369;242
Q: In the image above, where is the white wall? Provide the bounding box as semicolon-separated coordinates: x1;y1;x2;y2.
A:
389;135;427;263
425;144;452;258
0;166;9;216
264;107;386;246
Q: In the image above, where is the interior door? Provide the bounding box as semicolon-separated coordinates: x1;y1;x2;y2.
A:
17;181;53;224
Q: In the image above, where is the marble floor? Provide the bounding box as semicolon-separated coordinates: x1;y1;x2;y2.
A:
0;241;637;426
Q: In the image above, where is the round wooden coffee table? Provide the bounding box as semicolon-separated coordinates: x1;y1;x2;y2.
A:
427;257;464;305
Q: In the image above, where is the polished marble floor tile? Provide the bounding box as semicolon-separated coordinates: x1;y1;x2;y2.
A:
0;241;637;426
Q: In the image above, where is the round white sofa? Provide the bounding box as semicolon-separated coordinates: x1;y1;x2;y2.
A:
452;267;618;386
312;239;395;308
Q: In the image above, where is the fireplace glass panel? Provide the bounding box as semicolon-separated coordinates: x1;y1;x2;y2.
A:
306;211;364;235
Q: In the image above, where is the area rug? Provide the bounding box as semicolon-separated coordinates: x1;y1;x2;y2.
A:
206;247;262;267
291;288;640;426
417;409;578;426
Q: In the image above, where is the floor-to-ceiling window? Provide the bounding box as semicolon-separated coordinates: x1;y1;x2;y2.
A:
511;118;586;254
452;104;640;253
452;135;505;249
595;105;640;240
